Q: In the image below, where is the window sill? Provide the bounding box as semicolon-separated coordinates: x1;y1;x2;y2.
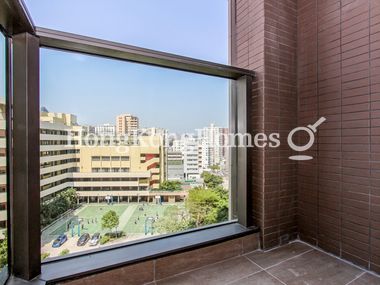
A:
19;222;257;284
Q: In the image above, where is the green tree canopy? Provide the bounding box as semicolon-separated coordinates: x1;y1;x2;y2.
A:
201;172;223;189
59;187;78;208
155;205;193;233
209;165;220;171
101;210;120;233
40;188;79;228
0;234;7;269
159;180;182;191
186;187;227;227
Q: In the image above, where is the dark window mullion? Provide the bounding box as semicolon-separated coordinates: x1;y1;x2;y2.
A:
12;32;40;280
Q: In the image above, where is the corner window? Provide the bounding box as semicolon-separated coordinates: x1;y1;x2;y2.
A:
1;1;251;281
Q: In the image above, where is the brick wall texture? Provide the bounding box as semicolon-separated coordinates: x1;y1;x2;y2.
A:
232;0;380;274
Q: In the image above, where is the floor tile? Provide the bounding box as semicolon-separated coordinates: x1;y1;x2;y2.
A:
156;256;261;285
245;242;312;269
267;250;364;285
155;239;242;280
229;271;283;285
350;273;380;284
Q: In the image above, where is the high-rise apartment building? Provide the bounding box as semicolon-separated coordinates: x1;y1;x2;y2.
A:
116;114;139;136
182;138;200;180
198;123;226;168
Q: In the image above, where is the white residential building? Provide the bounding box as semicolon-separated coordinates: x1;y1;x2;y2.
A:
167;151;184;181
197;123;228;170
182;137;200;180
95;124;116;136
171;139;184;152
168;124;228;180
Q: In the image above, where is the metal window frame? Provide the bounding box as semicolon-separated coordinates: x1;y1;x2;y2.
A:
12;32;41;281
36;27;253;80
0;26;11;285
1;0;254;281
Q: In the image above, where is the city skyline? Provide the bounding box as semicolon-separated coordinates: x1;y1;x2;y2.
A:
41;106;229;136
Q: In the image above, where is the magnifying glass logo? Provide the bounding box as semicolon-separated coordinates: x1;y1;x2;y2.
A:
288;117;326;161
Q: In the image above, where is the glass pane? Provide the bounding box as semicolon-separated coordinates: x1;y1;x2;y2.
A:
0;32;8;281
40;48;231;259
23;0;228;64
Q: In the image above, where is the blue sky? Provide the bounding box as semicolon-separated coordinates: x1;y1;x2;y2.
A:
25;0;229;133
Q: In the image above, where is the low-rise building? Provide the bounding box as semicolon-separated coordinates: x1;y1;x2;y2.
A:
39;111;177;203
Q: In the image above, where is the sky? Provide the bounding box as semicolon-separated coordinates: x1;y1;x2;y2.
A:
24;0;230;134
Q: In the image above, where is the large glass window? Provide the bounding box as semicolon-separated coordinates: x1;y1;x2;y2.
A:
40;48;231;259
0;31;8;282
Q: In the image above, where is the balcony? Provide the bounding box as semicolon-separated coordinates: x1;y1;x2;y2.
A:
1;0;380;284
55;240;380;285
154;242;380;285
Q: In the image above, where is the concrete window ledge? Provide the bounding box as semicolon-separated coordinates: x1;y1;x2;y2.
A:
7;223;259;285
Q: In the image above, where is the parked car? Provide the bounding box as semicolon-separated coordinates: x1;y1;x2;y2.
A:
52;234;67;248
77;233;90;246
89;233;101;246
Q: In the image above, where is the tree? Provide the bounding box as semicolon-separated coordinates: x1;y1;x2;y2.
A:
59;187;78;208
185;185;229;227
101;210;120;233
201;172;223;189
159;180;182;191
59;249;70;256
155;218;193;234
185;188;221;227
213;186;229;222
155;205;193;233
209;165;220;172
0;235;7;269
40;188;79;228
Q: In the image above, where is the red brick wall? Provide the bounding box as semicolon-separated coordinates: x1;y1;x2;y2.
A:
232;0;380;274
231;0;298;249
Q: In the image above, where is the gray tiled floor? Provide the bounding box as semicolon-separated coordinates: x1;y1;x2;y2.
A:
155;241;380;285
